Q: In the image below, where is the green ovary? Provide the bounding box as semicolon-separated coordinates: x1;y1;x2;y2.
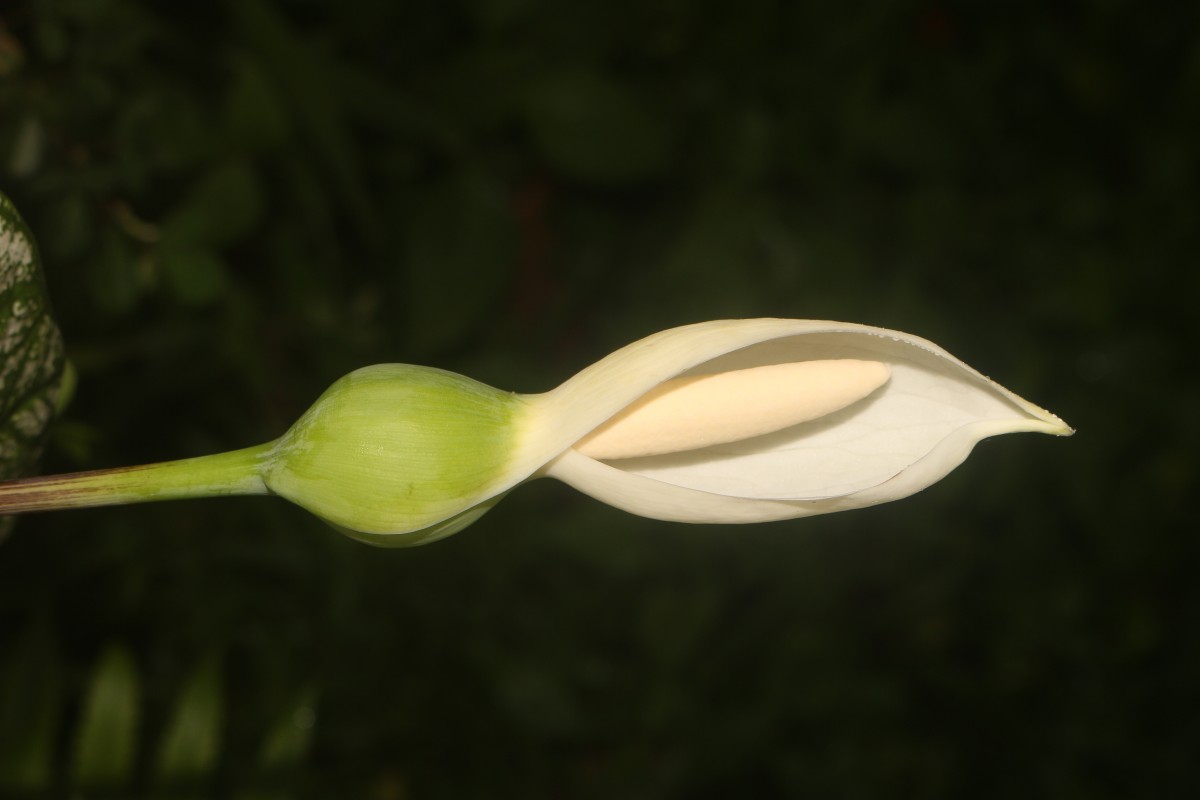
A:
261;364;523;535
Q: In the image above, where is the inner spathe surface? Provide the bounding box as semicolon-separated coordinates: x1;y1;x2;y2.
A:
593;335;1031;500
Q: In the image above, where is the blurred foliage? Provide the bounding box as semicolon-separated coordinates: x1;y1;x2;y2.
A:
0;0;1197;797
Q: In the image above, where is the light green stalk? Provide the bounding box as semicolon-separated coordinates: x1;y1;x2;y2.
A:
0;444;272;513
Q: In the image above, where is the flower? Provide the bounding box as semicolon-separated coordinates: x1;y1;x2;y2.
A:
0;319;1072;545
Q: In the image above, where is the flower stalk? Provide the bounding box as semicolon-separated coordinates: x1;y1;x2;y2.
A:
0;445;271;513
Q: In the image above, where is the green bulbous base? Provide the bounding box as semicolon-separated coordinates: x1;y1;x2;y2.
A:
262;364;524;537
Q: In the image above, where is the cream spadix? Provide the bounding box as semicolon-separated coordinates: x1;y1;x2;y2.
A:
0;319;1072;545
575;360;891;460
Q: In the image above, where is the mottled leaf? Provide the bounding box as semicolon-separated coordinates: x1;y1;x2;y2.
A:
0;190;65;536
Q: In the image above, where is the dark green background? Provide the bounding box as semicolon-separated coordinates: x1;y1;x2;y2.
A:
1;1;1196;797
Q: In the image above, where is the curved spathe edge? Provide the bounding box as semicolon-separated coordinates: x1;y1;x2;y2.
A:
544;447;819;522
544;415;1059;524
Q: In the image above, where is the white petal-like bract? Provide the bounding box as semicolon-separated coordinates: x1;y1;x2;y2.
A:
529;319;1071;524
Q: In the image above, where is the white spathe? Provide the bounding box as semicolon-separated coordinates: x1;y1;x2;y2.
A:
515;319;1072;524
